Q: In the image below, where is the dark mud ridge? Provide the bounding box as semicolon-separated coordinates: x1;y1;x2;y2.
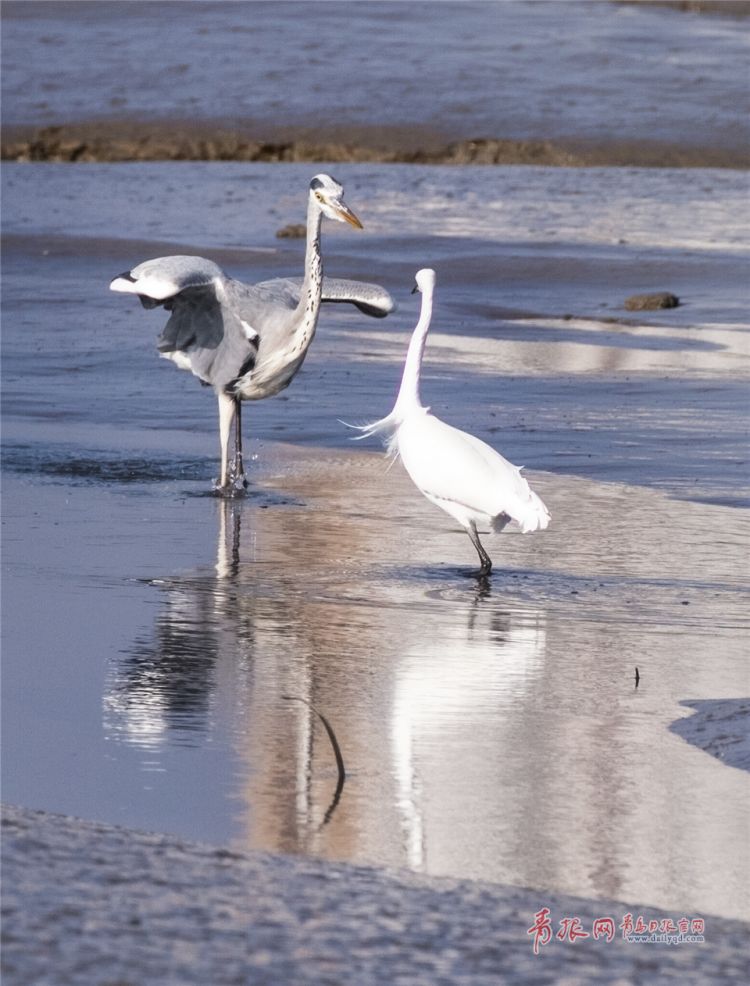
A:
3;123;749;168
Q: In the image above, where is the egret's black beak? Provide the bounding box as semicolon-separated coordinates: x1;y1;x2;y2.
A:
411;283;419;294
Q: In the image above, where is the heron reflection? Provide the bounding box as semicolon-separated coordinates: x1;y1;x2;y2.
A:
103;498;349;831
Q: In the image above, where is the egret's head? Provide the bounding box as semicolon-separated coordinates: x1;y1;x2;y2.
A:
412;268;436;294
309;174;363;228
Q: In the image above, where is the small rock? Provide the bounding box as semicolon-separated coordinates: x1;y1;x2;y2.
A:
624;291;680;311
275;223;307;239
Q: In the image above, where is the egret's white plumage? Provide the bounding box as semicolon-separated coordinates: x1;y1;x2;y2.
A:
350;268;550;575
111;174;395;495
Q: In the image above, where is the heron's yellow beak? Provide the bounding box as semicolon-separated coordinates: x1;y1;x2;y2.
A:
336;203;363;229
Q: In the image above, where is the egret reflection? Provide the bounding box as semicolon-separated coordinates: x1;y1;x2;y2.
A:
391;584;546;870
103;492;548;865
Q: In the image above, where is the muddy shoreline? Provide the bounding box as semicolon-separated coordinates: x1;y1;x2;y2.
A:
4;121;749;168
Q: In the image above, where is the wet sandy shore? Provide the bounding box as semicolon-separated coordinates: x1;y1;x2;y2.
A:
3;802;748;986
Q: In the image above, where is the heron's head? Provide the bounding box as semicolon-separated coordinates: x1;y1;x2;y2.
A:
310;174;363;229
412;268;436;294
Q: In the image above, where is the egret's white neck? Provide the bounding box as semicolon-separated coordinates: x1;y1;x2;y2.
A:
392;284;434;416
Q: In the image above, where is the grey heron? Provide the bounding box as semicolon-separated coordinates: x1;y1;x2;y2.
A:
348;268;550;576
111;174;394;494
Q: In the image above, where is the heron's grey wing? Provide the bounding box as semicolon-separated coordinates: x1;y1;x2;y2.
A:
258;277;396;318
110;255;226;305
111;258;259;390
320;277;396;318
158;284;259;391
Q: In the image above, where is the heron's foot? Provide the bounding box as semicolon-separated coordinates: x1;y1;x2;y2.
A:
229;456;249;493
212;472;249;498
212;453;249;497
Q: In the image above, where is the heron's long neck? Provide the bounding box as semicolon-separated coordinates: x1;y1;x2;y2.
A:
393;287;433;416
293;199;324;344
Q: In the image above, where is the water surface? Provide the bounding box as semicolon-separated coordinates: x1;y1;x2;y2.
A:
2;162;749;923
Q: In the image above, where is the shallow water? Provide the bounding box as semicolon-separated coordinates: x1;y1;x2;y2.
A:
2;162;749;923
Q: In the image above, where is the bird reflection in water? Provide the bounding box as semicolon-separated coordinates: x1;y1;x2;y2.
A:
103;493;548;867
103;500;247;752
102;499;347;830
391;576;547;872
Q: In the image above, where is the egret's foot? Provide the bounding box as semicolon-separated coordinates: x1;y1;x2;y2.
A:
475;572;492;591
463;558;492;579
466;524;493;580
463;565;492;581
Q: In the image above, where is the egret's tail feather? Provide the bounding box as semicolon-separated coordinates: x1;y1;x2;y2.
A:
493;481;550;534
515;488;551;533
340;411;401;455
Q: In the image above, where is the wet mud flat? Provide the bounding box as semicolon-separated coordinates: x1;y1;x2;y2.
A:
3;802;749;986
5;121;750;169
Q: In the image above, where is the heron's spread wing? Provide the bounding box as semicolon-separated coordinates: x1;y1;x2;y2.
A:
158;285;259;391
259;277;396;318
110;256;225;303
110;256;260;391
321;277;396;318
110;258;394;395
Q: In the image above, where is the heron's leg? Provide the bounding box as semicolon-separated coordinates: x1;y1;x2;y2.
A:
467;522;493;577
215;391;236;493
231;397;248;490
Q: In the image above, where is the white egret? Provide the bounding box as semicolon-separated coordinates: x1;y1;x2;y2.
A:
111;174;394;495
349;268;550;576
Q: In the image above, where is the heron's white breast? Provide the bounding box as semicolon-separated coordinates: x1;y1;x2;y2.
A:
160;350;194;372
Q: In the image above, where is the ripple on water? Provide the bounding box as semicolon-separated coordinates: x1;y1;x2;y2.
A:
3;443;212;485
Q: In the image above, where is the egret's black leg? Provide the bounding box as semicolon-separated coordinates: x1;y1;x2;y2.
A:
467;522;493;577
